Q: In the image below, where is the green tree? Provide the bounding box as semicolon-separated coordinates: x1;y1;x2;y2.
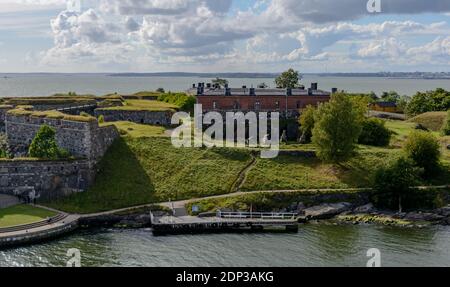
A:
212;78;229;88
406;88;450;116
299;105;316;143
275;68;301;88
380;91;400;102
156;88;165;93
358;118;391;147
404;130;441;176
442;110;450;136
373;157;422;212
312;93;365;163
28;125;61;159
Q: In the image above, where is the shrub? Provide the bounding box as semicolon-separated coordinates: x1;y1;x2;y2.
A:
299;105;316;143
373;157;422;212
80;112;90;117
156;88;165;93
157;92;196;112
404;130;441;176
98;115;105;124
442;110;450;136
28;125;71;160
312;93;365;163
358;118;391;146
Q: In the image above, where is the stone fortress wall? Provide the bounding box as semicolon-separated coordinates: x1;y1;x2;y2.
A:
5;114;118;161
0;159;94;200
0;112;119;200
94;109;174;126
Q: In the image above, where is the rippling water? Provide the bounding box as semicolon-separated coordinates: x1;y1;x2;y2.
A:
2;224;450;267
0;74;449;97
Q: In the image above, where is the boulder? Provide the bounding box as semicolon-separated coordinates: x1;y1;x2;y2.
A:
434;206;450;217
403;212;444;222
353;203;375;214
304;202;352;220
415;124;429;131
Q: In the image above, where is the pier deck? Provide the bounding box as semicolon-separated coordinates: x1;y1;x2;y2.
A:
151;212;299;235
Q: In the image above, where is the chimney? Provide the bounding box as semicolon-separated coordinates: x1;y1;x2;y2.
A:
197;86;203;95
225;88;231;96
286;88;292;96
308;88;312;95
250;88;255;96
193;83;196;89
311;83;318;90
332;88;338;94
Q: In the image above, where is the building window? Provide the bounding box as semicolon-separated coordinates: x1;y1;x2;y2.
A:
213;101;218;110
296;101;302;109
233;101;240;110
275;101;280;109
255;101;261;110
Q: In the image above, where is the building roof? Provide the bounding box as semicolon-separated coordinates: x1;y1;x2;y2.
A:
372;101;397;107
189;88;331;97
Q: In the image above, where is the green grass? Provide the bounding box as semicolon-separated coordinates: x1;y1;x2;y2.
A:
101;121;167;138
408;112;447;131
0;205;56;228
98;99;177;112
44;137;253;213
241;147;402;191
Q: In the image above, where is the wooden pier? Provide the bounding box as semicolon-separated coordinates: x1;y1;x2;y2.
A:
151;211;299;235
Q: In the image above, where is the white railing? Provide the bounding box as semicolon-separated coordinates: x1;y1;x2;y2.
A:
217;211;296;220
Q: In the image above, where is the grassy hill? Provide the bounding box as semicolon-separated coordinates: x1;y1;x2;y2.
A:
44;119;450;214
408;112;447;131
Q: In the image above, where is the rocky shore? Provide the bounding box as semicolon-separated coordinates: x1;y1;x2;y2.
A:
296;202;450;227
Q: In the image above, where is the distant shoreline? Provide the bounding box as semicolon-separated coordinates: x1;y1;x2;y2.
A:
0;72;449;80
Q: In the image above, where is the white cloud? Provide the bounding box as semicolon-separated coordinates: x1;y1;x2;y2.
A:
5;0;448;72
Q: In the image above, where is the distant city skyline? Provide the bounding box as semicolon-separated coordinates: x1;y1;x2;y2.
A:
0;0;449;73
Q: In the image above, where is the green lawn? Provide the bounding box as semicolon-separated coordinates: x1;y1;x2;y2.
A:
101;121;167;138
0;205;56;228
98;99;177;112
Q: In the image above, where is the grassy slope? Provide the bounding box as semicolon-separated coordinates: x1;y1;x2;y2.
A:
98;99;177;112
45;130;253;213
44;118;450;213
408;112;447;131
101;121;167;138
0;205;56;228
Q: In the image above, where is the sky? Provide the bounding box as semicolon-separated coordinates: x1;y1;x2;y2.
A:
0;0;449;73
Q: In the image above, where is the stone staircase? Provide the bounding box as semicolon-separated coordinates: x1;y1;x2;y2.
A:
0;213;68;234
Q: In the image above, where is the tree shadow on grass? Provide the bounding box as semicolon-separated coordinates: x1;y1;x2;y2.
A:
45;138;157;214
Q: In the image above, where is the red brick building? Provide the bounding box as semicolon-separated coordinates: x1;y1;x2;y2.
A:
191;83;332;115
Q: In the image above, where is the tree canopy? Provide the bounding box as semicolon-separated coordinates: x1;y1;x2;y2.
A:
312;93;365;163
275;68;301;89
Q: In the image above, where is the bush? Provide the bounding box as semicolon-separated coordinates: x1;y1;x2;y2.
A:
156;88;165;93
373;157;422;212
442;110;450;136
358;118;391;146
98;115;105;124
157;92;196;112
404;130;441;176
299;105;316;143
406;88;450;116
80;112;90;117
28;125;71;160
312;93;365;163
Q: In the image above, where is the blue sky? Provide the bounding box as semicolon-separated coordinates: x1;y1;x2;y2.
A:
0;0;449;73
